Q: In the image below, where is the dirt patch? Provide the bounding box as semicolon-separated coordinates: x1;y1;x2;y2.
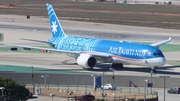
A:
27;87;157;100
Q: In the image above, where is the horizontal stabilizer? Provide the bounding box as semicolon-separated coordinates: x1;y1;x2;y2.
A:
20;38;54;45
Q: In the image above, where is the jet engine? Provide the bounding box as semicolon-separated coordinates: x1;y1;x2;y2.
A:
77;54;97;69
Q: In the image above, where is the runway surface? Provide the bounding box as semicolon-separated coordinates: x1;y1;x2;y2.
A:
0;14;180;78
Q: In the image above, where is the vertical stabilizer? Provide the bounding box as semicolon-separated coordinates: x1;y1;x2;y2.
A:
46;3;66;38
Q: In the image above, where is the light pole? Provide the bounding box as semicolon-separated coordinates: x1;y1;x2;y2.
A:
149;68;154;94
102;71;105;100
144;80;149;101
0;87;5;97
41;75;49;88
91;74;96;91
92;71;106;100
109;68;115;84
92;69;112;99
31;66;34;94
101;69;113;99
31;66;34;85
159;76;170;101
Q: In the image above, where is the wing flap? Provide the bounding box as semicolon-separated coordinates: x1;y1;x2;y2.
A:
0;43;112;62
1;43;79;54
0;43;111;58
150;37;171;47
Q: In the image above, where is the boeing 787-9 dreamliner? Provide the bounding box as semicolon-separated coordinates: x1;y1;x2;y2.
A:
2;3;171;72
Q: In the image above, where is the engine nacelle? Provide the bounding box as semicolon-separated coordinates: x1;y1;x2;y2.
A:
77;54;97;69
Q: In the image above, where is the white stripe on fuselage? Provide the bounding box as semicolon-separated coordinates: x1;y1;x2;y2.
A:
112;56;166;67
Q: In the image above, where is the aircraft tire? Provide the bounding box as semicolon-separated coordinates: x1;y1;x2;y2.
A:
153;69;156;74
154;66;158;69
112;63;123;68
118;63;123;68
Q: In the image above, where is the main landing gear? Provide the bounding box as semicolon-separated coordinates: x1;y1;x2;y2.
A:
112;63;123;68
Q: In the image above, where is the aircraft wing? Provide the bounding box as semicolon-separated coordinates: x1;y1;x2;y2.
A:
0;43;79;54
0;43;111;58
150;37;171;47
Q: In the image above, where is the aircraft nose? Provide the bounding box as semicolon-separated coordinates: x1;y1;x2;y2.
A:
157;57;166;66
145;57;166;66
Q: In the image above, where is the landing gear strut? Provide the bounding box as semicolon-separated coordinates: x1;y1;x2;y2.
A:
151;66;158;74
112;63;123;68
149;66;157;94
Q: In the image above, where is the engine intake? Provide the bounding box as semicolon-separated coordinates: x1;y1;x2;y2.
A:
77;54;97;69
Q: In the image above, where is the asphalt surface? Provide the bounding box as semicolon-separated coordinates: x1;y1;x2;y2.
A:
0;14;180;76
0;14;180;101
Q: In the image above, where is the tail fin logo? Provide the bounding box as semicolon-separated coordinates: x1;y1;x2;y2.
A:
51;21;58;34
46;3;67;38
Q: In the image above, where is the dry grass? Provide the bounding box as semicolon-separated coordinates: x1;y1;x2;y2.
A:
28;87;157;100
1;0;180;29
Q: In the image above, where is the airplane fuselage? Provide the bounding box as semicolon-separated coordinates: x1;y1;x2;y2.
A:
48;36;166;67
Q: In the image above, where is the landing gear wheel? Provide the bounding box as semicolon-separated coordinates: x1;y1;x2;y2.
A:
151;66;157;74
154;66;158;69
119;63;123;68
152;69;156;74
112;63;123;68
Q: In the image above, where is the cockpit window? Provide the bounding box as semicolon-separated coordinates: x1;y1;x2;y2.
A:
153;52;163;57
153;53;157;56
158;53;162;56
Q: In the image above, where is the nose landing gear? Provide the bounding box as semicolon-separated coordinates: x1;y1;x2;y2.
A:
151;66;158;74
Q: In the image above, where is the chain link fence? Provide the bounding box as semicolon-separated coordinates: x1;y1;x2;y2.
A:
26;84;158;101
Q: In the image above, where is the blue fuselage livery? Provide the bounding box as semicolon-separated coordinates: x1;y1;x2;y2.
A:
49;36;161;59
3;3;171;70
47;36;165;67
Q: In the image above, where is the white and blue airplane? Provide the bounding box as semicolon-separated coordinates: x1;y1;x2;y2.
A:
3;3;171;71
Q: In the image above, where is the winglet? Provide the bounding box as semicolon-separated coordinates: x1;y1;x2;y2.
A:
150;37;171;47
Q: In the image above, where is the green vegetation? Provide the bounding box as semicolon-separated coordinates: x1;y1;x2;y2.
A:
159;44;180;52
167;60;180;66
0;77;30;101
140;43;180;52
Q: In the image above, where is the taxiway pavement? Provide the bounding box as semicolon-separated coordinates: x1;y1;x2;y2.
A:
0;14;180;78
